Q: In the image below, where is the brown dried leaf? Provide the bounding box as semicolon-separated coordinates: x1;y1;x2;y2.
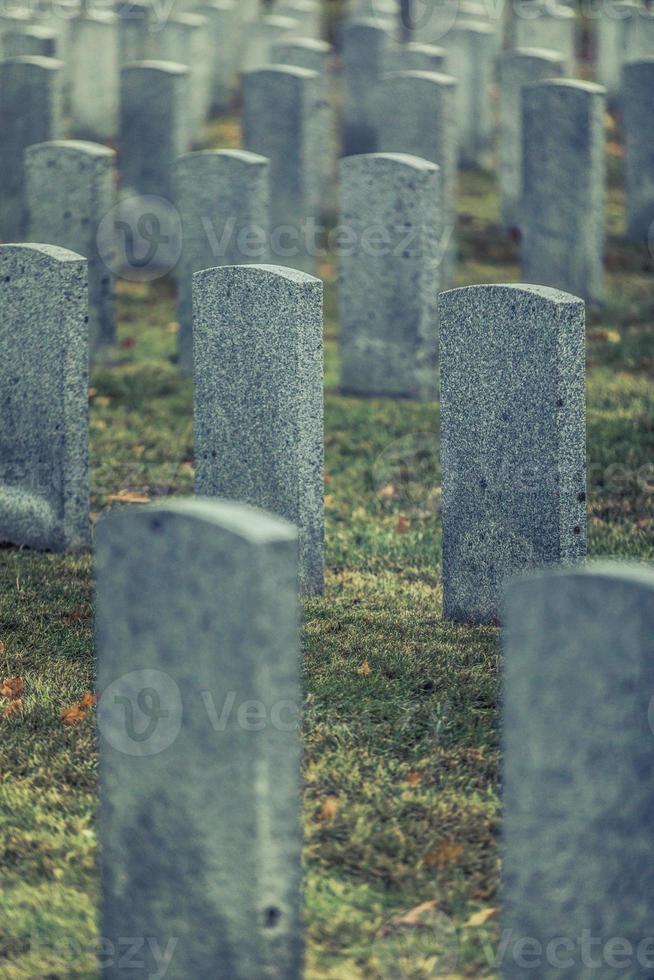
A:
0;676;24;701
464;907;499;928
395;514;410;534
357;659;371;677
319;796;339;821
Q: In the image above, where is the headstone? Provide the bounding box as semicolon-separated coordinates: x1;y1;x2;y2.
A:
69;12;120;140
243;66;321;271
377;70;457;285
339;153;441;401
623;5;654;63
275;0;321;38
0;243;89;552
521;79;606;305
0;56;63;242
25;140;116;354
515;2;577;75
503;563;654;980
342;18;391;155
623;59;654;244
270;38;334;196
120;61;191;201
0;9;32;42
117;1;151;66
242;14;299;72
3;25;57;58
194;265;324;596
174;148;270;372
97;498;303;980
196;0;238;111
596;0;638;101
439;283;586;625
153;14;211;141
497;48;565;230
443;21;494;167
387;40;447;73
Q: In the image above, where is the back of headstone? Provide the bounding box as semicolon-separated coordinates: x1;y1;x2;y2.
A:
96;498;303;979
503;563;654;979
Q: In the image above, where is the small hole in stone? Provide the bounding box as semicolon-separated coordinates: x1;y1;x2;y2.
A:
577;492;586;502
264;907;281;929
573;526;581;535
151;518;162;533
480;478;487;490
556;398;564;408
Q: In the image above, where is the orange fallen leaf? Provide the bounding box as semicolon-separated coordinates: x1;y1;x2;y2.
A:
61;704;88;726
423;839;465;869
107;490;151;504
357;659;371;676
0;640;4;656
79;692;97;708
3;699;23;718
406;772;422;787
319;796;339;821
395;514;410;533
324;494;334;508
0;676;24;701
464;907;499;928
378;900;441;936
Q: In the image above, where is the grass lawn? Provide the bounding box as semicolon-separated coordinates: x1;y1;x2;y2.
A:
0;114;653;979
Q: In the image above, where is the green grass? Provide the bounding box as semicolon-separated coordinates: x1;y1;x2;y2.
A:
1;132;653;978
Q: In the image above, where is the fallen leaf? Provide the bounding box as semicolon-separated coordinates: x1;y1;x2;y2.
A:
464;907;499;928
0;640;4;656
395;514;410;533
120;336;135;349
91;419;107;431
357;659;371;676
406;772;422;787
63;604;91;625
324;494;334;508
324;469;332;485
61;704;88;726
79;692;97;708
0;676;24;701
88;387;98;400
107;490;151;504
379;483;396;501
378;900;441;936
94;395;112;407
423;839;465;869
3;699;23;718
319;796;339;821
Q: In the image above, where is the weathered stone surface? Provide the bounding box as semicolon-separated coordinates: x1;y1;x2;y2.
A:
515;2;577;74
3;25;57;58
174;148;270;372
196;0;238;111
0;243;89;551
442;21;494;167
0;56;63;242
522;79;606;306
120;61;191;201
339;153;441;400
243;65;321;271
498;48;565;230
439;283;586;624
96;498;303;980
378;69;457;285
194;265;324;595
26;140;116;354
623;59;654;244
342;18;390;155
242;14;299;71
503;563;654;979
69;12;120;140
387;40;447;73
270;38;334;198
152;13;211;140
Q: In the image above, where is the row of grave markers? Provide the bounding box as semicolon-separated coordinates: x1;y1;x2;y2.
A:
95;505;654;978
0;240;587;622
2;51;653;354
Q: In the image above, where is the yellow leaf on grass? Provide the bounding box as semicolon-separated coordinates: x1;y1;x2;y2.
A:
464;907;499;928
379;483;396;501
107;490;151;504
0;640;4;656
378;900;441;936
357;659;371;676
319;796;339;821
3;699;23;718
94;395;112;407
324;494;334;508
